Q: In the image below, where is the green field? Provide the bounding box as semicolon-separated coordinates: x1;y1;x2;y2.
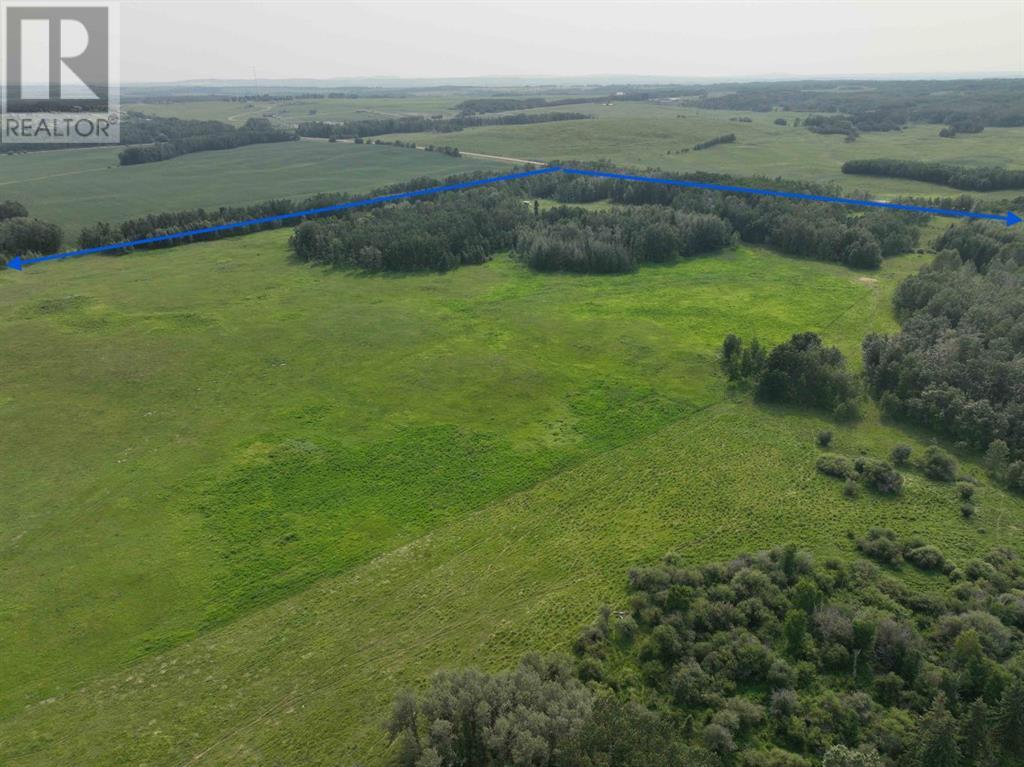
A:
3;232;1024;765
385;101;1024;200
0;141;504;238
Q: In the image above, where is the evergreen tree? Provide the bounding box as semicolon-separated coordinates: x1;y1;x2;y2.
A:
960;699;994;767
995;676;1024;759
917;693;959;767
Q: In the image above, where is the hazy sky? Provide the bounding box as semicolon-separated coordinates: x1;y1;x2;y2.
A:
121;1;1024;83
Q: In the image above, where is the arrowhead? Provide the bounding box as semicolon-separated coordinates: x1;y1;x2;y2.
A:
1007;211;1022;227
5;256;23;271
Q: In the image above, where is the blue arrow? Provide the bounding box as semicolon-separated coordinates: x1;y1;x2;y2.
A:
561;168;1022;227
3;166;561;271
3;164;1020;272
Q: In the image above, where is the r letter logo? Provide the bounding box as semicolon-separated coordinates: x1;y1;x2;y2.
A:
1;0;119;144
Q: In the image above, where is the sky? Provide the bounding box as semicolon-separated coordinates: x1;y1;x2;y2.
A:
120;0;1024;83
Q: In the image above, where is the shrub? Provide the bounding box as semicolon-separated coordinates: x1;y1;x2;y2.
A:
958;482;975;501
854;457;904;495
904;545;947;573
857;529;903;566
817;430;833;448
843;479;860;498
817;454;853;479
921;446;958;482
890;445;912;466
961;503;976;519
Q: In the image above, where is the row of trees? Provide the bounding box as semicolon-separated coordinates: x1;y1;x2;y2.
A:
693;133;737;151
118;118;296;165
296;111;590;140
842;160;1024;192
390;537;1024;766
453;89;678;114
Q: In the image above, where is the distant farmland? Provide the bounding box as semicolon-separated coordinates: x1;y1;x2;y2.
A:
384;101;1024;200
0;140;504;238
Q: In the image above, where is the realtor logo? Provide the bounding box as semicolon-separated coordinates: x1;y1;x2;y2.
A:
1;0;119;144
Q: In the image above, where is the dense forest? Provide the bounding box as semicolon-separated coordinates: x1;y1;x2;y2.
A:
290;189;529;271
296;111;590;140
389;534;1024;766
118;117;296;165
843;160;1024;193
862;229;1024;489
514;206;734;273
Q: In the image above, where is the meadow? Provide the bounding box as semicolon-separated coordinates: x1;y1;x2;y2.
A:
384;101;1024;200
3;231;1024;765
0;140;503;239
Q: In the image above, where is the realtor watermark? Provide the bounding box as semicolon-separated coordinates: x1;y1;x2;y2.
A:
1;0;119;144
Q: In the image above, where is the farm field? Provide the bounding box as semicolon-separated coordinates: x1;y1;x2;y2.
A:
124;94;465;126
0;141;504;238
3;231;1024;765
384;101;1024;200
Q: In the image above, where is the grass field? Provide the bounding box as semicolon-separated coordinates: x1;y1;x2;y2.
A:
3;231;1024;765
0;141;504;238
385;101;1024;201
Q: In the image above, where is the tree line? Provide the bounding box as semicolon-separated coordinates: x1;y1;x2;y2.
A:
296;111;590;140
118;117;296;165
842;159;1024;192
389;535;1024;766
520;165;923;270
452;88;694;114
693;133;736;151
862;231;1024;491
692;79;1024;131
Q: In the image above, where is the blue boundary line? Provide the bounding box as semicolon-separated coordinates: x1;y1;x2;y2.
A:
4;164;1020;271
4;166;560;271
